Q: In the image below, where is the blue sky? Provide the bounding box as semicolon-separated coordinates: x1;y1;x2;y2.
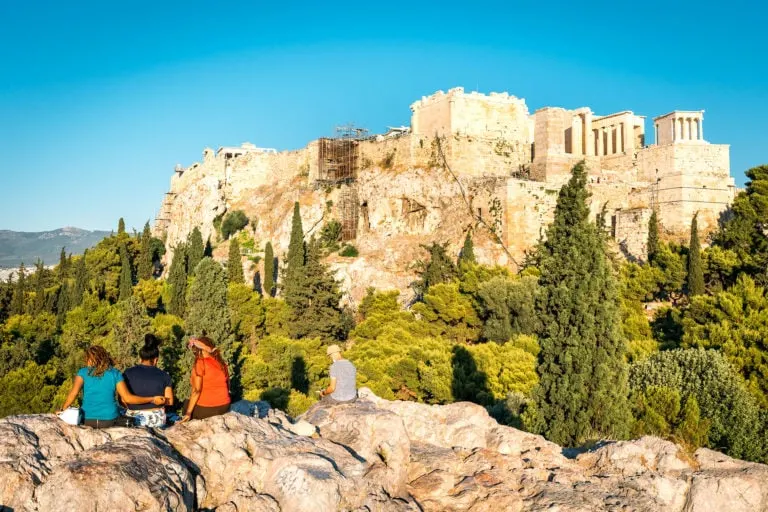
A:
0;0;765;232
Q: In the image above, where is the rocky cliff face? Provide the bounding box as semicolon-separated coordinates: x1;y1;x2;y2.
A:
2;388;766;511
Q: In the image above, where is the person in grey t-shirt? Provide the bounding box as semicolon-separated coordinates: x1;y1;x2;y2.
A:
318;344;357;403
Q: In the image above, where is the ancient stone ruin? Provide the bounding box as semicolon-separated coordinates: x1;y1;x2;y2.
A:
153;88;735;301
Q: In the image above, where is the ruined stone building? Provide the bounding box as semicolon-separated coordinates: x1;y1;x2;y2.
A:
153;87;736;301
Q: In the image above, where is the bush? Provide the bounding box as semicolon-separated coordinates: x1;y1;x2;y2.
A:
221;210;249;240
630;348;766;462
631;385;710;450
0;361;64;417
319;220;342;252
339;244;358;257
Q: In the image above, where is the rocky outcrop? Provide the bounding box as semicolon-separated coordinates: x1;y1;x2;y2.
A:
1;390;767;511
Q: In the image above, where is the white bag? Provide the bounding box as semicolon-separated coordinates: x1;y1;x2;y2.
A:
58;407;82;425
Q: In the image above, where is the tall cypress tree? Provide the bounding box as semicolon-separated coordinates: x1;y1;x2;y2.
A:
58;247;69;280
118;218;126;235
167;244;188;317
187;227;205;273
534;162;631;446
228;237;244;284
287;237;345;340
282;202;306;304
10;263;27;315
647;210;659;264
459;230;476;265
138;222;154;280
118;242;133;301
56;281;70;328
687;213;705;297
263;241;276;297
71;252;88;307
32;260;47;315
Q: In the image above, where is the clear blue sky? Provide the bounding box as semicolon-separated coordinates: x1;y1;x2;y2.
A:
1;0;765;232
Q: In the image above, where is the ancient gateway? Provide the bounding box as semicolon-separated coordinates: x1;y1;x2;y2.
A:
153;88;736;301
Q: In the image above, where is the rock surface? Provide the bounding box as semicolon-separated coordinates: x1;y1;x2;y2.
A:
1;389;767;511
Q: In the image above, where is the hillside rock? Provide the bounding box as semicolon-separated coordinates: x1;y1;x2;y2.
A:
1;392;767;511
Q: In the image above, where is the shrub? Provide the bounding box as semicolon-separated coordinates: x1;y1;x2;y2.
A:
221;210;249;240
319;220;342;252
630;348;766;462
339;244;358;257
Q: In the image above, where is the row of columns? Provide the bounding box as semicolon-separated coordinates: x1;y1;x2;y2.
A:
591;123;630;157
655;117;703;143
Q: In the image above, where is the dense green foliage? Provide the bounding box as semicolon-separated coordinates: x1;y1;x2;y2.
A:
118;242;133;302
221;210;249;240
534;162;631;446
687;213;705;297
186;227;205;272
647;210;659;263
227;238;244;284
167;244;187;318
138;222;154;281
263;241;276;297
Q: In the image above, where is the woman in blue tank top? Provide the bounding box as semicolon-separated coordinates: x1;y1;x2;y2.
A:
58;345;166;429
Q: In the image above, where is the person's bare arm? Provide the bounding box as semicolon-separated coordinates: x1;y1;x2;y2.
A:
116;381;165;406
319;377;337;397
57;376;84;412
164;386;174;407
181;369;203;422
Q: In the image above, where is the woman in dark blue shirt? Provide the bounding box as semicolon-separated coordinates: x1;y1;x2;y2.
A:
123;334;174;427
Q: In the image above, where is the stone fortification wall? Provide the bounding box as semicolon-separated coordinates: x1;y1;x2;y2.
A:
614;208;653;260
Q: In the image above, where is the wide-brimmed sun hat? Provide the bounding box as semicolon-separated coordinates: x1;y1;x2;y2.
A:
326;344;342;356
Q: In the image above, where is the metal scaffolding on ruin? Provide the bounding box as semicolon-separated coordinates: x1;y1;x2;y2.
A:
317;124;368;185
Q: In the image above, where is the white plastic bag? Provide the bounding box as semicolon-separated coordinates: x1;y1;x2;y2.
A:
58;407;82;425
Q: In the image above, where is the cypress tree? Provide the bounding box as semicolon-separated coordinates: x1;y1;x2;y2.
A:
647;210;659;264
228;237;244;284
56;281;70;328
58;247;69;279
687;212;705;297
118;218;126;235
167;244;188;317
282;202;306;304
263;241;276;297
32;260;46;315
187;227;204;273
118;242;133;301
459;230;476;265
112;297;151;369
71;252;88;307
412;242;458;298
10;263;26;315
138;222;154;280
287;237;345;340
534;162;631;446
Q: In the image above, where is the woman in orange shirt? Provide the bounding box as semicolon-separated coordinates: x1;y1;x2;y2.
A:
180;336;231;422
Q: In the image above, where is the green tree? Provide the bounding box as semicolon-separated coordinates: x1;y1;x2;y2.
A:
11;263;27;316
476;275;539;342
221;210;249;240
263;241;276;297
167;244;188;318
282;202;306;304
55;282;70;328
459;230;476;265
186;227;204;273
112;297;151;369
286;238;345;341
647;210;659;263
58;247;69;280
687;213;705;297
118;242;133;301
412;242;459;298
534;162;631;446
118;217;126;235
71;252;88;307
412;282;481;343
228;283;266;343
228;237;244;284
0;362;64;417
137;222;154;281
31;260;47;316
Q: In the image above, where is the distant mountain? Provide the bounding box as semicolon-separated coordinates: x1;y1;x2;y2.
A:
0;227;111;268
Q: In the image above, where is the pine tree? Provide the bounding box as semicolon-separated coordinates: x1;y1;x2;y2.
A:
647;210;659;264
534;162;631;446
187;227;204;273
459;230;476;265
138;222;154;280
71;251;88;307
687;212;705;297
282;202;306;304
10;263;26;315
263;241;276;297
118;242;133;301
112;297;151;369
228;237;244;284
287;237;345;340
412;242;458;298
167;244;188;317
118;218;126;235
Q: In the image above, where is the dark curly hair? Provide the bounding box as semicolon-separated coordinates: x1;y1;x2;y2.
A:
85;345;115;377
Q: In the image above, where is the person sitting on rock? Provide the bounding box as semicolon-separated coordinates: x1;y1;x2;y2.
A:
122;334;174;428
58;345;166;429
180;336;231;422
318;344;357;403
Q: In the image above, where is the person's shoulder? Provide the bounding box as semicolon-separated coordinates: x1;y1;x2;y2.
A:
76;367;89;378
123;366;138;376
106;367;123;380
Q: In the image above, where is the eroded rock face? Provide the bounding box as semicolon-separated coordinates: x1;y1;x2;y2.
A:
1;392;767;512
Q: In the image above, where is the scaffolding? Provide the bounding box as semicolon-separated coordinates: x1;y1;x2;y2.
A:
339;186;359;241
317;124;368;184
